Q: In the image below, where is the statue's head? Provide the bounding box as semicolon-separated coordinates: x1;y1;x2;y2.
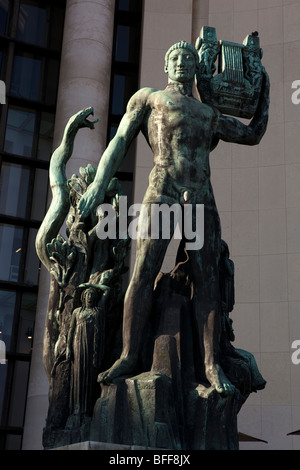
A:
81;287;99;308
164;41;200;80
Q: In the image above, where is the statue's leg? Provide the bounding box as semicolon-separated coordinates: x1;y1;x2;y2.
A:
98;204;174;383
121;235;171;358
187;205;235;395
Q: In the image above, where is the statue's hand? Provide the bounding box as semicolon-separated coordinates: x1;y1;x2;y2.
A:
78;182;104;219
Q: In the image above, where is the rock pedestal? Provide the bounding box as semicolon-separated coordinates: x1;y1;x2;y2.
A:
90;370;242;450
44;261;266;450
89;270;252;451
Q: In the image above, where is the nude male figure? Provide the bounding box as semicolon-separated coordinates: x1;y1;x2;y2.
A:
78;41;269;395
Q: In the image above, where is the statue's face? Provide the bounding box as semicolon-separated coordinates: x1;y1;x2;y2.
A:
166;48;196;83
85;289;97;307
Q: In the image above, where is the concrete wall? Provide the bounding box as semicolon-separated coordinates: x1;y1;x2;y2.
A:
132;0;300;449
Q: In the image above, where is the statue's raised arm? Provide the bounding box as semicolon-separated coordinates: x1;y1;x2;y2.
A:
214;67;270;146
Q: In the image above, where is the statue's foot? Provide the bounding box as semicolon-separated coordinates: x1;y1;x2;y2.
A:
97;356;137;384
205;363;235;396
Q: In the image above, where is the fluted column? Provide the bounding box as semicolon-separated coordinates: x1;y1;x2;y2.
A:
22;0;115;450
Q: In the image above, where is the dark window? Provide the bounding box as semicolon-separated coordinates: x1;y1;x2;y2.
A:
17;1;49;47
24;228;39;286
0;290;17;352
108;0;142;186
8;361;30;426
11;53;42;101
16;293;36;354
4;435;22;451
110;72;139;116
17;1;64;49
4;106;36;157
0;2;8;35
0;163;30;218
43;57;60;105
0;224;24;283
0;365;8;425
30;168;49;220
117;0;141;11
37;112;55;161
115;25;131;62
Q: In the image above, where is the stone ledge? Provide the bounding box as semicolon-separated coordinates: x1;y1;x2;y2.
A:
53;441;157;450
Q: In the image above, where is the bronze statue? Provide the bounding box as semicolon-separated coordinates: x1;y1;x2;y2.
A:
67;287;105;418
36;31;270;449
77;39;269;396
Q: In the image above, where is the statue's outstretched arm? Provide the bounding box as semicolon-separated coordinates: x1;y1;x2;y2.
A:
78;87;156;219
35;107;98;272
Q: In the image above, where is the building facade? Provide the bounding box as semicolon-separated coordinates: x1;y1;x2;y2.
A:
0;0;300;450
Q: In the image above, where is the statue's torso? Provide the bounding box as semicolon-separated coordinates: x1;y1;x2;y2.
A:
144;87;217;205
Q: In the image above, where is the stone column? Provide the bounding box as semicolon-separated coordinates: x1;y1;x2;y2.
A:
22;0;115;450
53;0;116;178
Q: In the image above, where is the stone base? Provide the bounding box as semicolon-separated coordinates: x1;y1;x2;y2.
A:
43;267;266;451
90;367;242;450
185;384;241;450
53;441;157;450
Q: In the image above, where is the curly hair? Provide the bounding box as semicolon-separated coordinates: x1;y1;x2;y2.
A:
164;41;200;72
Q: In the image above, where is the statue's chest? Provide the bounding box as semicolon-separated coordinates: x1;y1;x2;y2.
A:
151;93;212;132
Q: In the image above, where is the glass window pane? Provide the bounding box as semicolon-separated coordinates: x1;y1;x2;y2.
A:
24;228;40;286
0;290;17;352
4;106;36;157
16;293;37;354
0;225;24;283
117;0;130;10
112;75;126;115
0;2;8;35
17;1;48;47
109;125;118;141
0;163;30;218
115;25;140;64
48;5;65;50
8;361;30;427
11;54;42;101
5;435;22;450
31;168;48;220
115;25;130;62
111;74;136;115
43;58;60;106
37;112;54;161
0;365;8;426
117;0;140;11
